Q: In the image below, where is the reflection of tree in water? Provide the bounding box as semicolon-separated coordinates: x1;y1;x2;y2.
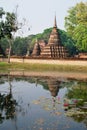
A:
0;75;32;130
66;81;87;104
84;117;87;128
65;80;87;127
0;75;17;123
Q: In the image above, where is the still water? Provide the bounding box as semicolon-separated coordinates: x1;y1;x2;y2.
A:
0;76;87;130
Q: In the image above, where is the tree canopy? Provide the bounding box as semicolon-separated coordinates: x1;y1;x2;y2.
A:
0;8;18;39
65;2;87;52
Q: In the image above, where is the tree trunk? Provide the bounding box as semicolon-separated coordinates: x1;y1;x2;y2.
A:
8;40;12;63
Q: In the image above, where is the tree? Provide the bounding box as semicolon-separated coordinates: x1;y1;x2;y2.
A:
59;30;76;56
73;23;87;51
0;8;18;63
65;2;87;52
12;37;28;56
0;8;5;39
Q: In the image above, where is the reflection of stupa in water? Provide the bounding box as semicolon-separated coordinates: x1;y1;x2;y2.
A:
47;79;61;97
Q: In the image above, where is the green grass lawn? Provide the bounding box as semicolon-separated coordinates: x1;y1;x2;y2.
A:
0;62;87;73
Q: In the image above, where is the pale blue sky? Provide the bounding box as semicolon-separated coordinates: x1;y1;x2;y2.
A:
0;0;87;36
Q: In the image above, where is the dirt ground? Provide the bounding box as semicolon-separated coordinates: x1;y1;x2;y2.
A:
10;58;87;66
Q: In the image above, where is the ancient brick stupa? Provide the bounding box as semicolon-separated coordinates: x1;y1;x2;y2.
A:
40;16;68;58
32;39;41;56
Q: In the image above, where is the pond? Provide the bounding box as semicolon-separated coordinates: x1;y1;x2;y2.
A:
0;75;87;130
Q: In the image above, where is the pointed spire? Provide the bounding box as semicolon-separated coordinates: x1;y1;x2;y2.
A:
54;15;57;28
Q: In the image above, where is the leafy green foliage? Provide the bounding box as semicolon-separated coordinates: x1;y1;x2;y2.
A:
66;81;87;102
73;23;87;51
65;2;87;52
4;12;18;38
0;38;9;52
59;30;76;56
0;7;5;18
0;8;18;39
12;37;27;56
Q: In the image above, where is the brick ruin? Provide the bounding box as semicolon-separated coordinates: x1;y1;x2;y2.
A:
32;39;41;56
32;16;69;58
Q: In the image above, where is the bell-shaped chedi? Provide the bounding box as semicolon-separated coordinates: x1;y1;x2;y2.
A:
40;16;68;58
32;39;41;56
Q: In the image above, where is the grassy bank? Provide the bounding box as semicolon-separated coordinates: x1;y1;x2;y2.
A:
0;62;87;73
